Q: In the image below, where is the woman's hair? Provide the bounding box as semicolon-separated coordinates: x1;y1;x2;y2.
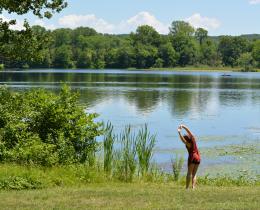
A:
183;135;192;143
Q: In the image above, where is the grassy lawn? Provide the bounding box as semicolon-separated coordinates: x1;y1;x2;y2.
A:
0;183;259;210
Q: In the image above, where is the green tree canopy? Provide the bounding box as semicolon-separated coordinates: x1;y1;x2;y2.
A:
252;40;260;67
130;25;161;47
0;0;67;67
169;21;195;37
195;28;208;45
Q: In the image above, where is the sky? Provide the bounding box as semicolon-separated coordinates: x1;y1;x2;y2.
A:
1;0;260;35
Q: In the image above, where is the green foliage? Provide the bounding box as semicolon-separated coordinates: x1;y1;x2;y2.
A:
0;63;4;70
171;155;184;181
0;86;101;166
169;21;195;37
0;1;67;67
252;40;260;68
1;15;259;69
136;125;156;176
102;124;157;182
158;42;179;67
53;45;75;68
195;28;208;45
115;126;137;182
237;52;255;71
131;25;161;47
103;122;115;176
218;36;251;67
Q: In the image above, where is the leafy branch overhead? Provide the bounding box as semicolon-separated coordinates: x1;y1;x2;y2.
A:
0;0;67;18
0;0;67;62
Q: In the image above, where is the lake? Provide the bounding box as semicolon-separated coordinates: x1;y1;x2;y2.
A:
1;69;260;177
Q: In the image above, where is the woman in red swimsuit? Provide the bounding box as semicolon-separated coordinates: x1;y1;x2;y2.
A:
177;124;201;189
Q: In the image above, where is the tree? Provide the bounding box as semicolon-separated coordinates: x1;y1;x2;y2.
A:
111;46;135;68
199;39;220;66
252;40;260;68
76;49;93;68
53;45;75;68
171;35;199;66
0;0;67;66
52;28;72;47
158;42;179;67
135;44;158;69
72;27;98;47
237;52;254;71
195;28;208;45
218;36;250;67
130;25;161;47
169;21;195;37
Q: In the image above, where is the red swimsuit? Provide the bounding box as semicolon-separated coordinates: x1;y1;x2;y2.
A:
186;136;201;165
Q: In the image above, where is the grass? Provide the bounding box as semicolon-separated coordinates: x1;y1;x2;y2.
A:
0;183;259;209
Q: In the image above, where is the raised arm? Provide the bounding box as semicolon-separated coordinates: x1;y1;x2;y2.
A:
177;126;191;148
181;124;194;139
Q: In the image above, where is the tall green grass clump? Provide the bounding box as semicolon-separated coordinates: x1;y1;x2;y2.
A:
171;155;184;181
136;124;156;176
115;125;137;182
103;122;115;176
102;124;156;182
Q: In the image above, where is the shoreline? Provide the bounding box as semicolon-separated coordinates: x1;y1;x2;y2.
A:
1;66;260;72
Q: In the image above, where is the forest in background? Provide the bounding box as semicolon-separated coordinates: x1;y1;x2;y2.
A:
1;21;260;71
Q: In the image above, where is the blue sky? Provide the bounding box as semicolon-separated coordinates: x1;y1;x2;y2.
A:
1;0;260;35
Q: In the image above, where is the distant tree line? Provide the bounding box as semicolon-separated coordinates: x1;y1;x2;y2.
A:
1;21;260;71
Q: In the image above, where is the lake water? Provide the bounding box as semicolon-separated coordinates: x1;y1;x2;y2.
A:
1;69;260;177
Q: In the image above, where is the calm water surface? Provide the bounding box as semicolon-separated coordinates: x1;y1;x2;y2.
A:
1;69;260;176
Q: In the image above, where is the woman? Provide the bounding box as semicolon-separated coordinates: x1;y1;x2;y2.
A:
177;124;201;189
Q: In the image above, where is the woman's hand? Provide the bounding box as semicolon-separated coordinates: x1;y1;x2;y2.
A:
177;125;182;133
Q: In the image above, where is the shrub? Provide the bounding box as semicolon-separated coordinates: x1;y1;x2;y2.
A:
0;85;102;165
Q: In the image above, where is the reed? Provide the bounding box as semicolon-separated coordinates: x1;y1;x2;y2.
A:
136;124;156;176
116;125;137;182
103;122;115;176
171;155;184;181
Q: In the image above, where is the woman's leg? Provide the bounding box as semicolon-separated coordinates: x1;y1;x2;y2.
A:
192;164;199;189
186;163;195;189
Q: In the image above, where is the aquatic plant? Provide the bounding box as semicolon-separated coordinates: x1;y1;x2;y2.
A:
171;155;184;181
103;122;115;176
136;124;156;176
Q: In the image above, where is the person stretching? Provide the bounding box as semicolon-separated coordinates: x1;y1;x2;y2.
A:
177;124;201;189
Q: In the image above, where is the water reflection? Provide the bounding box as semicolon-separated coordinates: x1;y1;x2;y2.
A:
1;70;260;116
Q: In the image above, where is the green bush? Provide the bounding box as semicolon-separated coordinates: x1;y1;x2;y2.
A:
0;85;101;166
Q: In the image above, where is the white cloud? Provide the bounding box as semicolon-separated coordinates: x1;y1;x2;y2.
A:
119;11;169;34
58;12;169;34
0;15;25;30
185;13;221;30
249;0;260;4
58;14;115;33
33;20;56;30
1;12;222;34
